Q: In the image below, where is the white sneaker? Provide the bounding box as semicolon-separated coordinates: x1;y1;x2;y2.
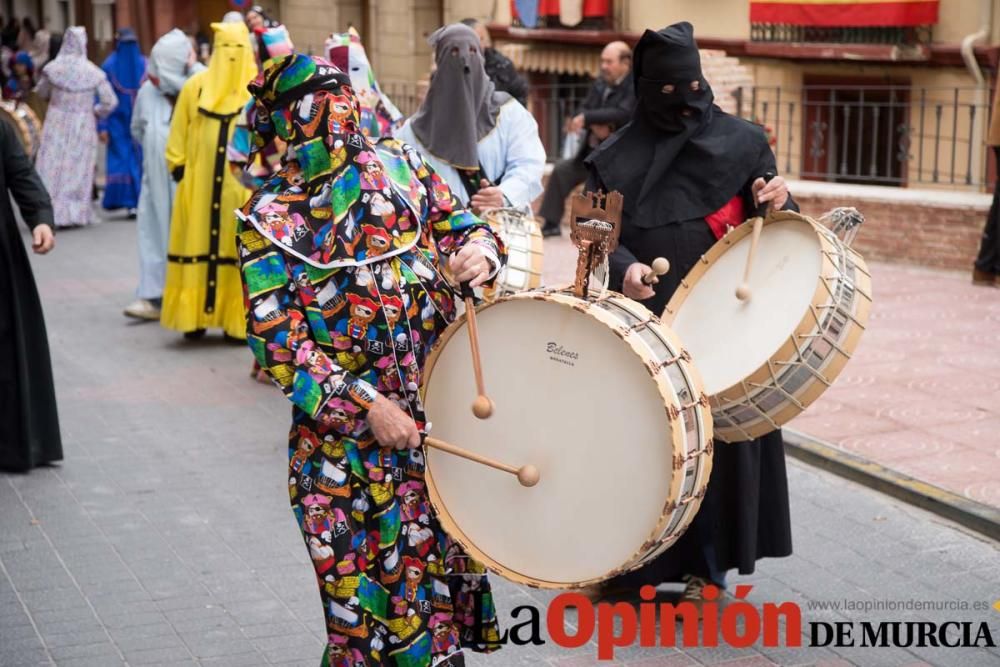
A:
123;299;160;321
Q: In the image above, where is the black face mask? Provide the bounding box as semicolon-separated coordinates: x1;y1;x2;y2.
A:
638;75;711;134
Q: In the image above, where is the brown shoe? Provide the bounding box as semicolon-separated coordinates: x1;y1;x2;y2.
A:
972;268;998;286
679;575;726;618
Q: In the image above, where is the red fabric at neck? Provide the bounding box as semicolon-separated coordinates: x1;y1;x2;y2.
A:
705;195;746;240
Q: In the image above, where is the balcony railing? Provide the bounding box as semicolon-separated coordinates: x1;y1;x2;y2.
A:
735;85;993;188
749;25;933;46
526;83;594;159
524;83;993;189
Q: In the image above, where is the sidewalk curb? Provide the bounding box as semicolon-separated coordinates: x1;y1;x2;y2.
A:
783;428;1000;543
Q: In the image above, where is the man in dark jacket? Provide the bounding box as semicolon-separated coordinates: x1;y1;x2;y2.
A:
539;40;635;236
461;18;528;106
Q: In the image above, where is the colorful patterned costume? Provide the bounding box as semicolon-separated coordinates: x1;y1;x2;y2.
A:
237;54;504;666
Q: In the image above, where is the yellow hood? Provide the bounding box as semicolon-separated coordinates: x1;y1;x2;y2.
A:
199;21;257;115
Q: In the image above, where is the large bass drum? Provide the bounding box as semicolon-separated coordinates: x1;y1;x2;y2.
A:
0;100;42;159
664;209;872;443
422;288;713;588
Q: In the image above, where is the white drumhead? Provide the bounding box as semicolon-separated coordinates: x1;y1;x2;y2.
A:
423;298;675;585
671;219;822;396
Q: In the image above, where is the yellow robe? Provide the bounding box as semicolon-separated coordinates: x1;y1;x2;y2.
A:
162;67;251;337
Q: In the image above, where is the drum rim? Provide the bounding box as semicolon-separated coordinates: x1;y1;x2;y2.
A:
664;210;872;442
420;288;708;589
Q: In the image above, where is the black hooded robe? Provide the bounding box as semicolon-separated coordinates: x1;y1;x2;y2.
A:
587;162;795;587
586;23;792;587
0;118;62;472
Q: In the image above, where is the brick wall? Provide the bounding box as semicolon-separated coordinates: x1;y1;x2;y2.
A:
792;192;990;272
539;171;993;272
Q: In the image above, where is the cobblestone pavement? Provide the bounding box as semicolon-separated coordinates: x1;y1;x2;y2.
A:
1;216;998;667
541;230;1000;508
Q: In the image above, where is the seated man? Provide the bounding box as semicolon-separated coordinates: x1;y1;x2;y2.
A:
396;23;545;216
539;40;635;237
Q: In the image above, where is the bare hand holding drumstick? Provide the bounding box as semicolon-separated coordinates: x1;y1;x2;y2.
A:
367;399;539;485
622;257;670;301
751;174;789;210
368;394;421;450
448;242;495;288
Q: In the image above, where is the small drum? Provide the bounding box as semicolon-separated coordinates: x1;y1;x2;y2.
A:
481;208;543;300
664;209;872;443
0;101;42;159
422;288;713;588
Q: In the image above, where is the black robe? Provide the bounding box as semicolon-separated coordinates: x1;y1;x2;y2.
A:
588;120;794;585
0;118;62;472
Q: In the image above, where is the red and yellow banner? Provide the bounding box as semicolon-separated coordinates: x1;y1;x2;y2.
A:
749;0;939;27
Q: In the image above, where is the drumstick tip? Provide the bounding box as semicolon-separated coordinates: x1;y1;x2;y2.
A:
641;258;670;286
735;283;752;301
517;465;540;487
472;395;494;419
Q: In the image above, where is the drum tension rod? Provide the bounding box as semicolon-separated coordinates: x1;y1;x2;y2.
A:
658;351;691;368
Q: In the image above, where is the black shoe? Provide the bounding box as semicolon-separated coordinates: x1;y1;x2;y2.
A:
224;333;246;345
541;224;562;238
183;329;206;340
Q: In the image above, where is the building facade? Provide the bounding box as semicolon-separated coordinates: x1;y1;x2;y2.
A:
13;0;995;268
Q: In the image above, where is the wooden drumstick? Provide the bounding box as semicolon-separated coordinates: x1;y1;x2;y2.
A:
641;257;670;286
736;171;776;302
735;216;764;302
425;436;540;487
460;282;494;419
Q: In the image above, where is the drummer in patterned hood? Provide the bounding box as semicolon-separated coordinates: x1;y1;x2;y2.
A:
237;53;504;665
586;22;796;609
